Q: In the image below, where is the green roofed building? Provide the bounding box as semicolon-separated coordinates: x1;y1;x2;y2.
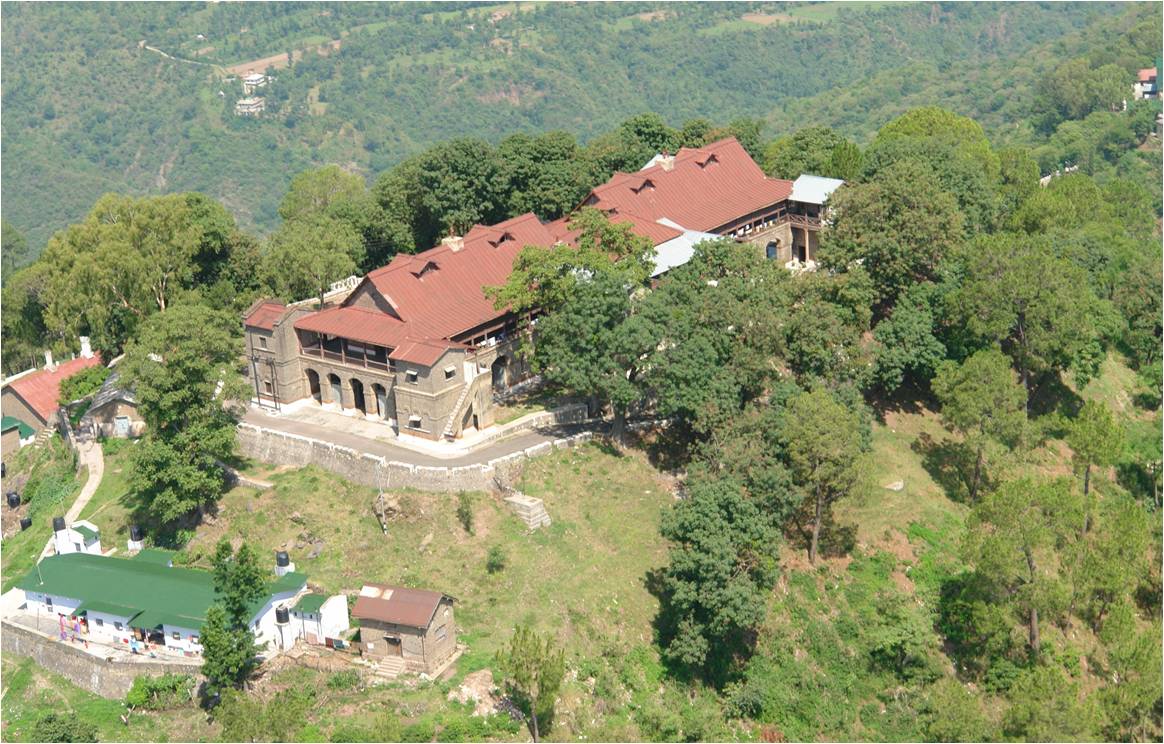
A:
18;552;307;655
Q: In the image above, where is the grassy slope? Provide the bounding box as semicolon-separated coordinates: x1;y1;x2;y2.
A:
1;354;1153;741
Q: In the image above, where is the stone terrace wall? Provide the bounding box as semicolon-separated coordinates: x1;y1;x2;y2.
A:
2;619;202;699
237;422;596;493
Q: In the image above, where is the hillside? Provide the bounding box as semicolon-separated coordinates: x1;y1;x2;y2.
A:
0;1;1128;252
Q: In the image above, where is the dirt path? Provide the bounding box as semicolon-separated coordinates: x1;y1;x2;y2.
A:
223;39;342;76
38;441;104;561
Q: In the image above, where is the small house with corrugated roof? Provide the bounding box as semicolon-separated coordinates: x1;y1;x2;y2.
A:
352;583;456;674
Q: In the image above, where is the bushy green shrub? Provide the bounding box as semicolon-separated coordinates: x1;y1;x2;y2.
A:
126;673;194;710
400;719;436;743
456;492;473;535
58;365;107;407
485;546;506;574
326;669;360;690
30;713;97;743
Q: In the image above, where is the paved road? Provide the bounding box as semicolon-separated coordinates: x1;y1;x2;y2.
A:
243;408;605;467
39;440;105;561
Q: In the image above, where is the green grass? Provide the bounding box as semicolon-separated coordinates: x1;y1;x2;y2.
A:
1;437;86;592
785;1;896;23
182;443;670;666
0;656;208;742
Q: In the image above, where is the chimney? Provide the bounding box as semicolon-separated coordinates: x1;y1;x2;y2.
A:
44;350;56;372
441;235;464;253
660;151;675;172
79;336;93;359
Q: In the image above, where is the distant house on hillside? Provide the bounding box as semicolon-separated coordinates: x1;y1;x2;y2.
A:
0;342;103;432
242;71;267;95
1134;64;1159;100
235;96;266;117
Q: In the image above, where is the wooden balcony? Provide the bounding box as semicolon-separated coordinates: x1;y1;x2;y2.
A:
301;342;394;373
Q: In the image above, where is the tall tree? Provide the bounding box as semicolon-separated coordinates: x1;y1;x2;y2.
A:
531;273;654;440
212;539;268;627
1065;400;1124;534
495;626;566;742
488;207;655;316
657;473;780;682
780;388;865;564
931;348;1028;502
279;165;405;270
39;193;207;354
762;126;856;180
820;159;964;312
121;304;247;527
497;131;590;220
262;216;362;306
949;232;1104;403
964;476;1080;658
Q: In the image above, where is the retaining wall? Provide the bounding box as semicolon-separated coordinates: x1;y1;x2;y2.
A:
237;422;596;493
2;619;202;699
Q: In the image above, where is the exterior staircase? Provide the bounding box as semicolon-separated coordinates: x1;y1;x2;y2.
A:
371;656;406;680
441;374;488;440
503;493;551;530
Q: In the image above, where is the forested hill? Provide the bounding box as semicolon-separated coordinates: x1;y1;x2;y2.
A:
0;1;1140;253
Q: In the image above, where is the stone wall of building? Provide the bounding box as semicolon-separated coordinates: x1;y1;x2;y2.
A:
1;619;203;699
236;406;594;493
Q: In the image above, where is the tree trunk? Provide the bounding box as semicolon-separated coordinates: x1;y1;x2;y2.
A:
586;394;601;418
530;711;540;743
969;443;984;501
1082;463;1092;536
1020;362;1031;416
1025;548;1039;658
611;404;626;444
1028;605;1039;658
809;490;824;564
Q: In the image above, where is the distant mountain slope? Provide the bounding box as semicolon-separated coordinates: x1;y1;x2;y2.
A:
0;2;1127;252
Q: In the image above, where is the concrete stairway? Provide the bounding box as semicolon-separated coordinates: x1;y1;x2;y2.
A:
371;656;406;680
442;375;486;440
504;493;551;530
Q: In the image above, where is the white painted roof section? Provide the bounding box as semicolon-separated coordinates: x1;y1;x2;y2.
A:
790;175;845;205
651;218;721;278
640;153;666;170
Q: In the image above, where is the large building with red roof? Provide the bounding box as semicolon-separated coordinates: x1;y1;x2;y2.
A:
243;137;842;440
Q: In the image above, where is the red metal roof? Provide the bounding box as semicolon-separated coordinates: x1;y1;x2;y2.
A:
243;301;287;331
1138;67;1157;82
5;355;104;424
294;306;412;348
364;212;559;341
352;583;451;629
282;138;788;365
581;137;793;232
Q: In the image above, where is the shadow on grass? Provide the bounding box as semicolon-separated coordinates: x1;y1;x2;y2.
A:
783;507;858;561
912;432;975;504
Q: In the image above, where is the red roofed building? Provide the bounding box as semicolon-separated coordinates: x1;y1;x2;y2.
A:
1;349;104;431
1134;65;1158;100
352;583;457;675
244;137;842;440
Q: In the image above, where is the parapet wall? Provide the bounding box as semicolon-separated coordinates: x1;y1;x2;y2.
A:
237;415;596;494
2;619;202;699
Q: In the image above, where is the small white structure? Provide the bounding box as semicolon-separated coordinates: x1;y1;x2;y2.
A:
288;593;350;647
52;518;102;556
651;217;721;278
789;174;845;206
242;72;267;94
